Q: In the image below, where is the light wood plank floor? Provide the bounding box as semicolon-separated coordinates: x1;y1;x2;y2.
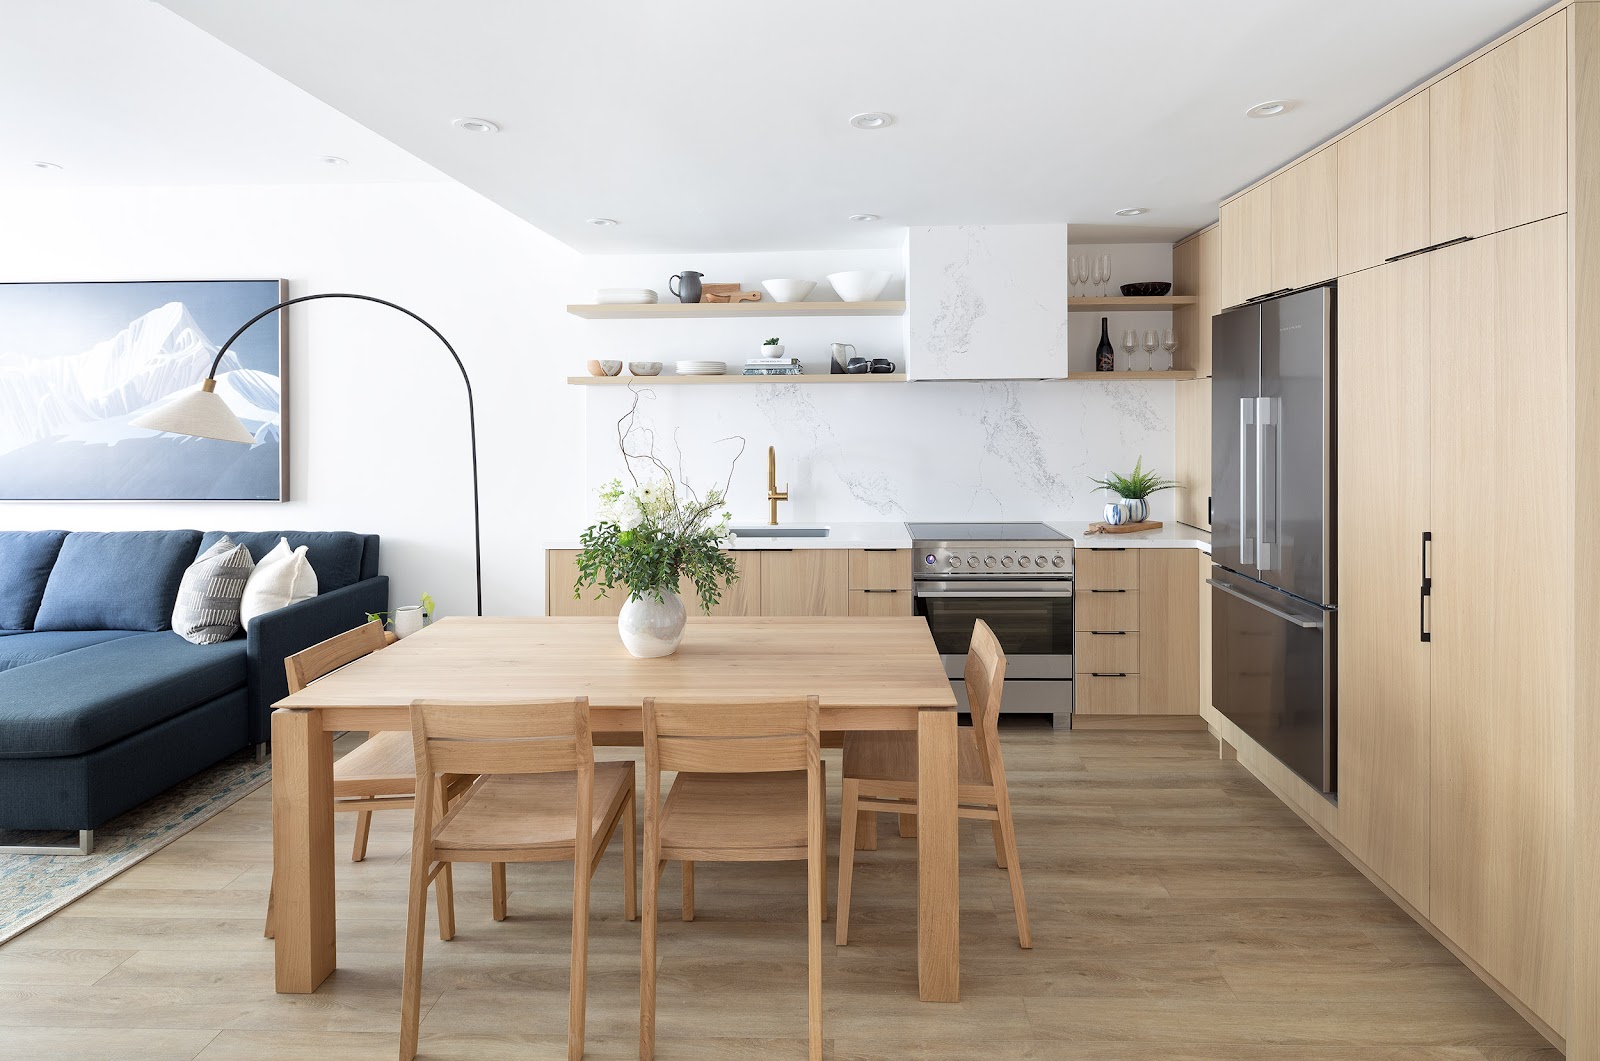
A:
0;725;1560;1060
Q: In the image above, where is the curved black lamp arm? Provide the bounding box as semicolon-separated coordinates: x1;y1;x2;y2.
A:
209;292;482;616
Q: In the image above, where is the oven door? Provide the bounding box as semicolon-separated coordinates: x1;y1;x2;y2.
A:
913;580;1074;680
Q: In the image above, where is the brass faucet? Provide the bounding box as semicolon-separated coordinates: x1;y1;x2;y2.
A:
767;446;789;525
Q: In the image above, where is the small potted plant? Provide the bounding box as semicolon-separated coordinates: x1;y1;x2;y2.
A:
368;592;435;639
1089;457;1178;525
761;336;784;359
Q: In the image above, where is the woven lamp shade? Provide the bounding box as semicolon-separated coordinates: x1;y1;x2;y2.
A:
130;382;257;444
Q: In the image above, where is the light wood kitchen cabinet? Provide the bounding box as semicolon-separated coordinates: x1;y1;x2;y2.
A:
1337;92;1431;274
761;549;850;617
1197;555;1211;713
1174;378;1211;530
1269;148;1338;291
1219;182;1272;307
687;552;764;616
1430;12;1566;244
1428;217;1571;1030
546;549;765;617
846;548;912;616
1073;548;1197;716
1335;253;1433;914
1172;224;1220;375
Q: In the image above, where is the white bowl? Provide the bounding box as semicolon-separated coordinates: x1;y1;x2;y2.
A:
762;279;816;303
827;270;893;302
629;361;662;376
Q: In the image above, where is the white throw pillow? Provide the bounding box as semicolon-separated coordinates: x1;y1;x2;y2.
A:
239;537;318;627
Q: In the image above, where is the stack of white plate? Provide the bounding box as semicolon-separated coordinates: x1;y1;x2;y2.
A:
595;288;658;305
675;360;727;376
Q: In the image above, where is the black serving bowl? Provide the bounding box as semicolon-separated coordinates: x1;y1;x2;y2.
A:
1120;282;1172;297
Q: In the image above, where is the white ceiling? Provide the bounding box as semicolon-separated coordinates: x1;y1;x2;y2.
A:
0;0;443;189
17;1;1549;253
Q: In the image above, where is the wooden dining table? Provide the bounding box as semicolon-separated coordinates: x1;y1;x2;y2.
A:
269;615;962;1002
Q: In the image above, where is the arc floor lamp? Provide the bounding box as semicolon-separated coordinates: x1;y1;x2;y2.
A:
131;292;483;616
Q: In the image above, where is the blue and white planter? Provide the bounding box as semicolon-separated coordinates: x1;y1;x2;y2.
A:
1102;497;1149;525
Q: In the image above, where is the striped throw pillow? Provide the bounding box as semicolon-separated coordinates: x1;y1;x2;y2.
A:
172;536;256;645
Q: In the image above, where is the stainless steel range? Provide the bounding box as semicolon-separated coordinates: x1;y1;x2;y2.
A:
906;522;1074;722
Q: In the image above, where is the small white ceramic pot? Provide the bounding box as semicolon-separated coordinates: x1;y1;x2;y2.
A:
618;589;686;658
1103;501;1127;525
762;344;785;358
393;605;426;639
1122;497;1150;523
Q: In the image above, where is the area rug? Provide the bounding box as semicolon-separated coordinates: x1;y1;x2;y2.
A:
0;750;272;944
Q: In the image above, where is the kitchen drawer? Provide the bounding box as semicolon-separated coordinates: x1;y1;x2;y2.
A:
1075;549;1139;591
1075;629;1140;672
847;588;913;617
1075;672;1142;714
849;549;912;591
1076;588;1140;631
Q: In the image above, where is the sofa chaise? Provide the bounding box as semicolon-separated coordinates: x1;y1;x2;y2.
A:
0;529;388;854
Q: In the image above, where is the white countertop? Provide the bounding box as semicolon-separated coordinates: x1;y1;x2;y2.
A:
548;519;1209;553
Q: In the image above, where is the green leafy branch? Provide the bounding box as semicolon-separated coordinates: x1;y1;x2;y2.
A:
1089;456;1179;499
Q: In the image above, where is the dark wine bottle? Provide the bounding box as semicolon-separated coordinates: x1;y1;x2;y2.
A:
1095;316;1115;372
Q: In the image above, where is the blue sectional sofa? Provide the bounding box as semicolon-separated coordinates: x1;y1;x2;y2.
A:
0;529;388;852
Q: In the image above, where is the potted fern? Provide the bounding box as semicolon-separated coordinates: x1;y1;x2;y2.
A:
1089;457;1178;525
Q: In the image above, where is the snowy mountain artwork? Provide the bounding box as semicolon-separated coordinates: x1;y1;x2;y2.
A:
0;280;286;500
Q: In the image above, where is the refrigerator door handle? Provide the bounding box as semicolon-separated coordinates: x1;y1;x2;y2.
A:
1239;398;1256;566
1207;578;1325;630
1255;396;1277;572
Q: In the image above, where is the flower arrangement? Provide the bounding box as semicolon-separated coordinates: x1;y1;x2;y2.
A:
573;392;743;614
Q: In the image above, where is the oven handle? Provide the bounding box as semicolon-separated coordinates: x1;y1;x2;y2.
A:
914;587;1075;599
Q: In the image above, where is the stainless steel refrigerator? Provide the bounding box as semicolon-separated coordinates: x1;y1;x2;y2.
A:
1210;284;1336;794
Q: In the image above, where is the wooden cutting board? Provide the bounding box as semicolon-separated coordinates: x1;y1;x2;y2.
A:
1084;520;1164;535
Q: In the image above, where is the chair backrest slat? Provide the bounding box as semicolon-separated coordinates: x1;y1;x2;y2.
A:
285;619;387;693
963;619;1008;784
411;698;591;780
645;697;817;774
655;735;810;774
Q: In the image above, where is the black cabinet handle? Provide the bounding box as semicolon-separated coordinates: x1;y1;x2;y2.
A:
861;588;899;594
1420;531;1433;643
1244;288;1296;304
1088;588;1128;594
1089;630;1128;636
1089;672;1130;678
1386;235;1474;265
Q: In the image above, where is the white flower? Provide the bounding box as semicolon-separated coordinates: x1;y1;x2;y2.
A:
617;503;643;532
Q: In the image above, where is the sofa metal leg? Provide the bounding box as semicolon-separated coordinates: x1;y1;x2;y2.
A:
255;743;270;765
0;829;94;856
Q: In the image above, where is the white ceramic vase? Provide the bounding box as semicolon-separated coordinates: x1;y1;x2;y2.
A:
393;605;426;639
618;589;687;658
1122;497;1150;522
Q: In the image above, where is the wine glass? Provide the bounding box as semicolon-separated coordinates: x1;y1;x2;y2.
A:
1158;328;1178;372
1141;329;1159;372
1099;255;1113;297
1120;329;1138;372
1069;256;1082;296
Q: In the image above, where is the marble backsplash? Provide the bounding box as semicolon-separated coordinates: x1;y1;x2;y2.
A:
582;379;1175;524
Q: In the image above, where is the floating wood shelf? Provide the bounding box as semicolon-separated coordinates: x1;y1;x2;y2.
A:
567;373;907;386
1068;295;1197;310
1061;370;1198;381
567;300;905;319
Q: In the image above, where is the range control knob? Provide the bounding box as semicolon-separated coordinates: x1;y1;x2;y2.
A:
948;554;962;568
1018;555;1032;568
968;554;981;567
1000;555;1015;568
984;555;997;569
1051;554;1067;568
1036;555;1049;568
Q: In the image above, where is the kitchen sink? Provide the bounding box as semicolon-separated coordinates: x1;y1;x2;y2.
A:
729;526;830;538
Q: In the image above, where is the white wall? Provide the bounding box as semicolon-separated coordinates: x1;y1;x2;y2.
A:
0;183;583;616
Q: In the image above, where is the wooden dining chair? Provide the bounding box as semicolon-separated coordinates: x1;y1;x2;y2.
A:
640;695;825;1061
265;620;468;940
835;618;1031;949
399;696;637;1061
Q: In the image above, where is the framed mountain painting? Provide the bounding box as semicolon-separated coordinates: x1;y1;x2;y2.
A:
0;279;288;501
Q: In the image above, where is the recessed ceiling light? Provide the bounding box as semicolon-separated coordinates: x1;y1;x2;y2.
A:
586;217;618;227
1246;99;1295;118
316;155;349;166
849;112;893;130
451;117;501;134
31;160;62;170
849;213;880;222
1113;207;1149;217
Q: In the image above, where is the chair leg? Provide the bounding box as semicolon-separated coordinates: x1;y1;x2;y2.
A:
898;813;918;839
352;811;373;862
641;835;659;1059
807;780;824;1061
434;788;456;942
263;872;276;939
398;857;431;1061
569;851;592;1061
854;807;878;851
991;820;1008;869
836;778;859;946
997;806;1031;949
624;793;639;922
492;862;508;922
681;860;695;922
